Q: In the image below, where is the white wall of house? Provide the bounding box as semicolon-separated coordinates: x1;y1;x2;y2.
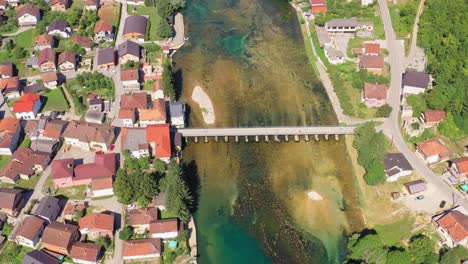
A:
122;80;140;87
139;120;165;127
15;230;43;249
64;137;90;150
130;149;149;159
48;30;70;38
90;141;109;151
44;81;58;89
436;226;468;248
170;116;184;128
150;231;178;239
59;61;75;72
72;257;98;264
123;253;161;261
92;188;114;197
361;0;373;7
122;118;135;127
18;14;39;26
402;85;426;95
416;149;439;164
386;170;412;182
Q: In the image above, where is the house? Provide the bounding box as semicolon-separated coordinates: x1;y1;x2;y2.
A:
169;102;185;128
310;0;327;14
7;0;19;7
142;63;163;81
30;139;59;154
49;0;69;11
93;20;114;42
364;43;380;56
58;50;76;72
85;109;105;124
84;0;99;11
361;83;387;108
16;4;40;27
128;207;159;233
62;121;115;151
119;109;136;127
360;55;385;75
96;48;115;70
26;57;39;70
42;221;80;255
324;45;345;65
140;99;166;127
122;16;147;43
449;157;468;181
47;20;72;38
23;83;45;94
118;40;140;64
325;18;358;33
146;124;171;162
38;48;56;72
404;180;427;194
89;98;103;112
91;176;113;197
0;0;6;9
416;138;451;164
0;187;23;216
13;93;41;119
384;153;413;182
432;210;468;248
0;147;50;183
402;71;430;96
421;110;446;128
79;212;114;239
151;80;164;99
73;35;93;52
0;61;13;78
119;92;148;127
361;0;374;7
23;250;61;264
34;196;62;223
41;118;68;141
149;218;183;239
0;77;21;98
70;242;103;264
35;34;55;51
41;71;58;89
121;68;140;88
315;26;331;48
0;117;21;155
122;238;162;261
12;215;45;248
121;128;149;158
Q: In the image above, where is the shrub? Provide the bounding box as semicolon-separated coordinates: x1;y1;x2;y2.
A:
119;226;134;241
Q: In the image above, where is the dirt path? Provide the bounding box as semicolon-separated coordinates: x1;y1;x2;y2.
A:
405;0;426;66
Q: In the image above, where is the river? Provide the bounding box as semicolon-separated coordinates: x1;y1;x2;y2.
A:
173;0;364;263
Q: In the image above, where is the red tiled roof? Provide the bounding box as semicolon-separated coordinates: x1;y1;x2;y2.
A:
41;71;58;83
73;35;92;49
74;153;116;181
360;55;384;69
91;177;113;191
422;110;446;123
310;0;325;5
121;69;139;81
43;120;68;139
437;211;468;242
146;124;171;159
79;213;114;233
13;93;40;113
94;20;113;33
363;83;387;100
51;158;74;180
417;138;450;158
453;157;468;175
35;34;54;46
70;242;102;262
85;0;98;6
118;109;135;119
149;218;180;234
16;4;39;18
42;221;79;251
50;0;68;7
13;215;45;240
0;117;20;133
139;99;166;122
123;238;162;258
58;50;76;65
0;77;19;90
311;5;327;13
38;48;56;66
0;63;13;77
128;207;159;226
364;43;380;54
120;92;148;109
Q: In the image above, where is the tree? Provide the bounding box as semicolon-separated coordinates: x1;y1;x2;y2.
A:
95;236;112;249
70;44;86;56
157;19;174;39
157;0;174;18
438;112;462;140
440;246;468;264
162;160;193;222
364;159;386;185
119;226;134;240
114;170;133;204
170;0;186;10
387;249;412;264
153;159;166;174
162;60;176;101
409;234;438;264
406;94;427;118
375;104;392;118
347;233;387;263
2;223;13;236
75;209;86;221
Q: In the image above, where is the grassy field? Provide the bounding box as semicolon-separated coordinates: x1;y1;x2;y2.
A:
128;5;162;41
0;155;11;171
14;29;36;49
0;174;40;189
42;88;70;112
20;138;31;148
70;0;84;9
161;210;179;219
43;176;87;200
99;3;122;27
0;242;33;264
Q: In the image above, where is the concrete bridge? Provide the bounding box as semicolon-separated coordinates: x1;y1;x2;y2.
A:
177;125;356;143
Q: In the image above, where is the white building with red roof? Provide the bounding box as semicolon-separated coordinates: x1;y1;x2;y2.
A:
146;124;171;163
433;209;468;248
13;93;41;120
123;238;162;261
149;218;183;239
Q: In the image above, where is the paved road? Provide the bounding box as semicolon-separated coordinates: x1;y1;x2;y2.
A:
2;26;34;37
377;0;468;210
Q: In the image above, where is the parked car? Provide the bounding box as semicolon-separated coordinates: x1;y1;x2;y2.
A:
439;200;446;208
416;195;424;200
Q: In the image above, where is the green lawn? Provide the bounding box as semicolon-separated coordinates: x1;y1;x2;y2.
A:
375;215;415;245
143;81;154;91
99;3;122;27
20;138;31;148
0;174;40;189
7;98;18;107
70;0;84;9
43;176;87;200
161;210;179;219
0;155;10;171
14;29;37;49
42;88;70;112
56;38;74;52
0;242;33;264
128;6;162;41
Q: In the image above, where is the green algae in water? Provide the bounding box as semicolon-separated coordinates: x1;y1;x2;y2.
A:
220;33;249;56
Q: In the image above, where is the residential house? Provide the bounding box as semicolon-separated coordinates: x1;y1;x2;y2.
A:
0;77;21;98
0;147;50;183
42;221;80;255
146;124;171;163
7;0;19;7
79;212;114;239
432;210;468;248
416;138;451;164
364;43;380;56
41;71;58;89
23;250;61;264
30;139;59;154
142;63;163;81
139;99;166;127
12;93;41;119
73;35;93;52
119;109;136;127
91;177;113;197
404;180;427;194
84;0;99;11
89;98;104;112
384;153;413;182
0;187;23;216
12;215;45;248
122;16;147;43
128;207;159;233
361;0;374;7
402;71;430;96
58;50;77;72
421;110;446;128
0;117;21;155
0;61;13;78
49;0;69;11
310;0;327;14
26;57;39;70
122;238;162;261
35;34;55;51
315;26;331;48
47;20;72;38
324;45;345;65
118;40;140;64
449;157;468;181
121;68;140;88
121;128;149;158
70;242;103;264
41;118;68;141
34;196;62;223
325;18;358;33
361;82;387;108
360;55;385;75
169;102;185;128
38;48;56;72
85;109;105;124
96;48;115;70
0;0;6;9
16;4;40;27
23;83;45;94
149;218;183;239
62;121;115;151
119;92;148;127
93;20;114;42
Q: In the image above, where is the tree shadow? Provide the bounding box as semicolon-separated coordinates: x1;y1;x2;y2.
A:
173;68;183;101
183;160;200;214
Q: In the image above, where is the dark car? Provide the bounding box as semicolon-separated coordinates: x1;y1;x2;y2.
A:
416;195;424;200
440;200;446;208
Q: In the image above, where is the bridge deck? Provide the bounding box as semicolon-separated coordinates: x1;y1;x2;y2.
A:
177;126;356;137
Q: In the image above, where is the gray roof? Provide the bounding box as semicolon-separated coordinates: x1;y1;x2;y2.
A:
27;57;38;67
315;26;331;47
326;18;358;28
402;71;430;89
38;116;50;131
31;139;57;154
123;16;147;36
384;153;413;176
23;250;60;264
48;20;70;33
34;196;61;223
89;98;103;106
405;180;426;194
23;83;45;94
325;46;344;60
97;48;115;65
85;109;105;124
154;192;166;207
118;40;140;58
123;128;147;152
169;102;184;118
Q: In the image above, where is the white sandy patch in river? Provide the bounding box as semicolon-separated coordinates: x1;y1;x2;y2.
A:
192;86;215;124
307;191;323;201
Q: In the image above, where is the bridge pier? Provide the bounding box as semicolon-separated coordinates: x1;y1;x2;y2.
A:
294;135;299;142
274;135;280;142
245;136;249;142
285;135;289;142
235;136;239;142
255;136;259;142
305;135;309;142
204;136;208;143
224;136;229;142
265;135;269;142
315;134;319;141
325;134;329;140
194;136;198;143
215;136;219;142
335;134;339;141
